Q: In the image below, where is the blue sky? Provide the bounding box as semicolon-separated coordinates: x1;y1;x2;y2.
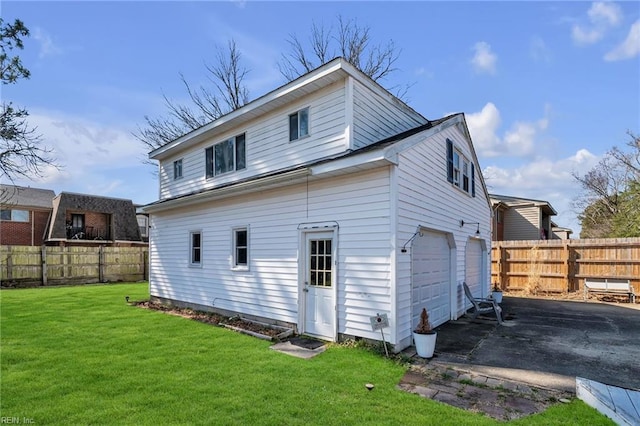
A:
3;1;639;235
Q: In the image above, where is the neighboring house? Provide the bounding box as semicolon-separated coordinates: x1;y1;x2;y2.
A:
490;194;559;241
0;185;55;246
135;205;150;243
144;58;492;352
551;221;573;240
45;192;144;246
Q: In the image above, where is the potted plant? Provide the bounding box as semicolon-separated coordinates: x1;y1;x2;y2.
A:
413;307;437;358
491;282;503;304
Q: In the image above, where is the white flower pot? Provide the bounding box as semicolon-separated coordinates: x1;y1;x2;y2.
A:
492;291;503;304
413;331;437;358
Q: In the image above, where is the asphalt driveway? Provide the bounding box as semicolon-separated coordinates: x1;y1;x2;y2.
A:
433;296;640;391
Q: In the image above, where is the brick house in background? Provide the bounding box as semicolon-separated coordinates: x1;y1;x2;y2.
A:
1;185;145;247
45;192;143;246
0;185;56;246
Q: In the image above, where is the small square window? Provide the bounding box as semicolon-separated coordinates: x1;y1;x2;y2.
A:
289;108;309;141
173;159;183;180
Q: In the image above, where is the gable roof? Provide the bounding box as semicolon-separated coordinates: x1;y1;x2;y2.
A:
489;194;557;216
0;185;55;209
148;57;426;161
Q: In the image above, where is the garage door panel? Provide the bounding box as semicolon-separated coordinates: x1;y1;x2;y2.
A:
412;231;451;329
465;239;483;304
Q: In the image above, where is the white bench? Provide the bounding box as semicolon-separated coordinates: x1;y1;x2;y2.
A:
584;278;636;304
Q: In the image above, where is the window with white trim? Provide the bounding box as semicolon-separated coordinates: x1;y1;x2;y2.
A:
190;231;202;266
173;159;183;180
206;133;246;178
446;138;475;197
232;227;248;269
289;108;309;141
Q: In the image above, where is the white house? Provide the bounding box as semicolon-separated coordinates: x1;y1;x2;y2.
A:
143;58;492;352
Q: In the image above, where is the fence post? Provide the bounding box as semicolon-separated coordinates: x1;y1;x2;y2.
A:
41;245;47;286
7;246;12;281
143;249;148;281
99;245;105;283
499;243;508;289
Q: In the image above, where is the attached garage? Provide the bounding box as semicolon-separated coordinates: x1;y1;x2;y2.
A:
411;230;454;329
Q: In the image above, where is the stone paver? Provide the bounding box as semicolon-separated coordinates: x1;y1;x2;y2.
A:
398;362;574;421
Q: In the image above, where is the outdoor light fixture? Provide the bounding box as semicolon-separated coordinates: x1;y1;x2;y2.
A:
401;228;423;253
460;220;481;235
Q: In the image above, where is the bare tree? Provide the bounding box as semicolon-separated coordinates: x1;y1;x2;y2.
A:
134;40;249;155
136;17;407;153
278;16;400;83
573;131;640;238
1;18;58;182
610;131;640;180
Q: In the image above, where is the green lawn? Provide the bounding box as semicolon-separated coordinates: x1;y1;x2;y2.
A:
1;283;613;425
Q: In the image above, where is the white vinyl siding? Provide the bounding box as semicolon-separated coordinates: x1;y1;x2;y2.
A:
149;167;392;335
394;124;491;346
351;79;426;150
157;82;347;200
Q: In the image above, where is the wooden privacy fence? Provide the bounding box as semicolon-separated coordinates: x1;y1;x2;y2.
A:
491;238;640;295
0;245;149;287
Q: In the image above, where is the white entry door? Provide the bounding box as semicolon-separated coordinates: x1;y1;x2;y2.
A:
303;232;335;340
411;230;452;329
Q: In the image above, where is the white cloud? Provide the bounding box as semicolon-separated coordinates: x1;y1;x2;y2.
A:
530;36;551;62
32;27;62;58
466;103;502;156
604;20;640;61
11;110;153;201
572;1;623;45
588;2;622;27
467;103;549;158
482;149;600;233
471;42;497;75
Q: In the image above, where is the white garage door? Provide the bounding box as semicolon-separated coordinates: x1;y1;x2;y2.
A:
412;231;451;329
465;239;484;309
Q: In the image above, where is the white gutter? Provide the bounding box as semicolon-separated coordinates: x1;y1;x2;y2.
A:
142;169;311;214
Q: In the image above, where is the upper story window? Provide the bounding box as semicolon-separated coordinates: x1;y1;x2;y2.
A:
446;139;475;197
0;209;29;222
173;159;183;180
289;108;309;141
206;133;246;178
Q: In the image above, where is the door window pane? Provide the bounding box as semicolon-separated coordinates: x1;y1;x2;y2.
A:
309;238;332;287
